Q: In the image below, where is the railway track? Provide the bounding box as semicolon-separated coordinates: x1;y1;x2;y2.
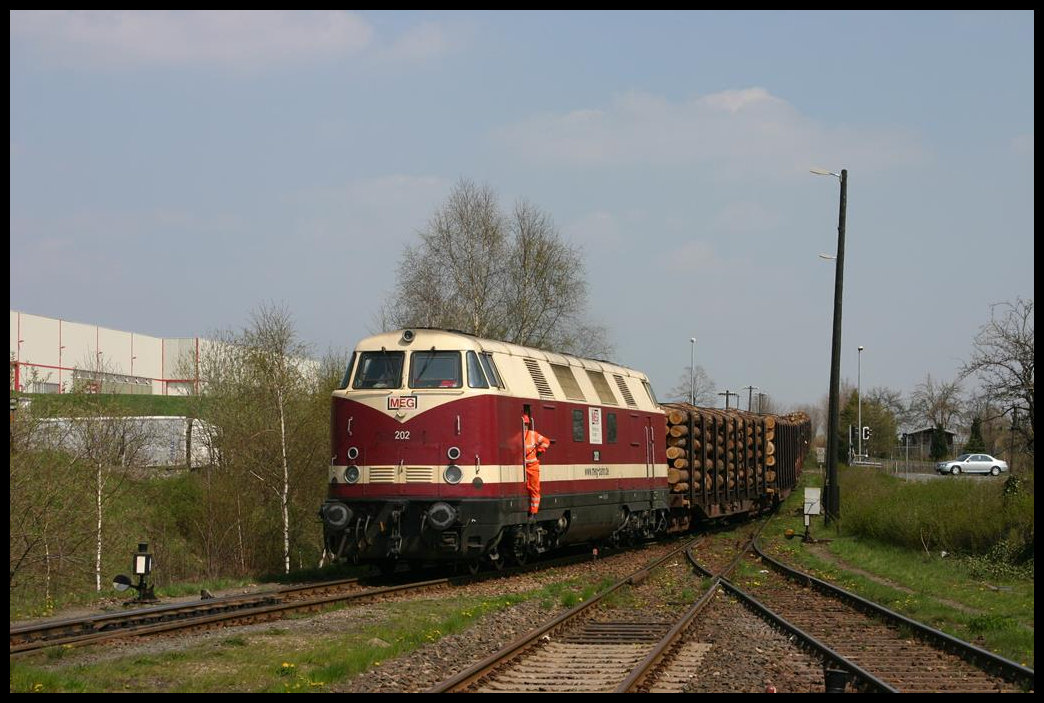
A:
10;576;454;656
11;529;1033;693
726;543;1034;693
427;522;772;693
428;521;1034;693
428;535;709;692
9;543;626;657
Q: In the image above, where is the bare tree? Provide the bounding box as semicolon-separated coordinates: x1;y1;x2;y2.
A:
665;365;716;405
380;178;611;358
960;297;1034;452
865;386;913;432
909;373;964;431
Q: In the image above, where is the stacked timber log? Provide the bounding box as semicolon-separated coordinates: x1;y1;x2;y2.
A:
661;403;811;515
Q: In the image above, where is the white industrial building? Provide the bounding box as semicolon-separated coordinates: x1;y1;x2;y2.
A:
11;310;322;397
10;310;208;396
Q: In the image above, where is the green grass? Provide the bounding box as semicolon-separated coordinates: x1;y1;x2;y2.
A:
9;586;548;693
18;392;197;417
760;467;1034;668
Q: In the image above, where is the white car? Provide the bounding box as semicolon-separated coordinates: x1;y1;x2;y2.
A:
936;453;1009;476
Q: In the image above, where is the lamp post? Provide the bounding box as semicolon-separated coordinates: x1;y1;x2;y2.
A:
689;338;696;405
812;167;847;526
857;345;864;459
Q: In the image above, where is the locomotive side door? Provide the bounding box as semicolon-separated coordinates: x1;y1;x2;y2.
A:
633;415;658;510
644;416;656;481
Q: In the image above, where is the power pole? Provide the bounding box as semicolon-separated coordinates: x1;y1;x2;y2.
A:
718;390;738;410
745;385;758;412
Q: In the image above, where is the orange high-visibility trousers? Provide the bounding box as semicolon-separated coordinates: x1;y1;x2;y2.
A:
525;463;541;514
523;428;549;515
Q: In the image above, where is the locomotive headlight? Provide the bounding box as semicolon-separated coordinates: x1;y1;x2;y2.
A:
427;502;457;531
347;446;359;461
322;502;353;529
447;446;461;461
344;465;361;483
443;464;463;484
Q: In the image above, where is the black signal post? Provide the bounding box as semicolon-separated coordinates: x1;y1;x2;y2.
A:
816;168;848;526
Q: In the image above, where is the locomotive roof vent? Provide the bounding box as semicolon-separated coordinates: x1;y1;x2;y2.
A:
402;329;415;344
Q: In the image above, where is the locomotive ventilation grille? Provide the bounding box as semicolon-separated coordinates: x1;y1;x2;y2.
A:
406;467;436;482
523;358;555;399
613;374;637;407
368;467;437;483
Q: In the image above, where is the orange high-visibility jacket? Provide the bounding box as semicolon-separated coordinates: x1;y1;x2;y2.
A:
524;429;550;465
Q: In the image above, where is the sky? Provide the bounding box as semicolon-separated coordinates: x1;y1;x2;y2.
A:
10;10;1034;412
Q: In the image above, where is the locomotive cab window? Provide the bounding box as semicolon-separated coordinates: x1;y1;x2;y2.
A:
479;352;504;388
409;350;462;389
353;351;404;389
642;380;659;405
466;351;489;388
338;352;357;390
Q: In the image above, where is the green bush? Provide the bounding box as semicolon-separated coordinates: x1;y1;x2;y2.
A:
839;467;1034;565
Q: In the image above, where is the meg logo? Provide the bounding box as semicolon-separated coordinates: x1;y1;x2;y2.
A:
388;396;418;410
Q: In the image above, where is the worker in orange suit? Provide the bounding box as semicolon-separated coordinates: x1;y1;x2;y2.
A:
522;414;550;517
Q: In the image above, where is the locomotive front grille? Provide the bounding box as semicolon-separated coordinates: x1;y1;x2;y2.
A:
369;467;396;483
367;467;437;483
405;467;436;482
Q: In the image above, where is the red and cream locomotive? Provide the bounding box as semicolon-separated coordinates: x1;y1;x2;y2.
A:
320;328;809;572
320;328;671;572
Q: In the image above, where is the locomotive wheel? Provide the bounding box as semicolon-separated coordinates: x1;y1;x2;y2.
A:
509;529;529;566
466;560;481;575
488;550;506;571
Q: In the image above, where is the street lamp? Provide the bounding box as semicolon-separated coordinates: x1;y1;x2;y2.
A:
812;167;848;526
689;338;696;405
857;345;864;459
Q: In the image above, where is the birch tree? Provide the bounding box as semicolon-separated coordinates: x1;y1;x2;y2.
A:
195;303;330;576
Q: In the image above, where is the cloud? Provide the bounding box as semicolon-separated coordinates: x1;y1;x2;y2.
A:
661;240;719;274
378;19;471;64
493;87;925;179
10;10;375;70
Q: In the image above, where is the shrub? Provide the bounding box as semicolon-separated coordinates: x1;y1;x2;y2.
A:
838;467;1034;563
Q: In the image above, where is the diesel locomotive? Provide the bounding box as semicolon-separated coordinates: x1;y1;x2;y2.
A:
319;328;810;573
